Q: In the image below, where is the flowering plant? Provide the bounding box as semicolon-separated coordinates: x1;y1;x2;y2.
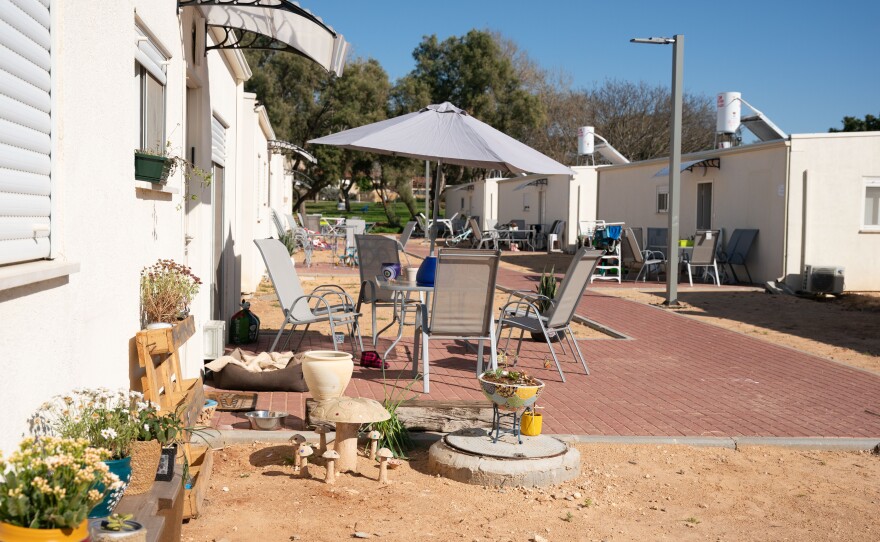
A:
0;436;119;530
29;388;145;460
135;403;183;446
140;259;201;326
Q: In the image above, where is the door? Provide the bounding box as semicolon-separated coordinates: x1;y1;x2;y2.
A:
212;164;225;320
696;182;713;230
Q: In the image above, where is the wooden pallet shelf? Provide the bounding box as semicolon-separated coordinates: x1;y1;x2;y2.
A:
134;316;212;520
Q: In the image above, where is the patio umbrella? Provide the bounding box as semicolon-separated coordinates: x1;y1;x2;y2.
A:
309;102;574;259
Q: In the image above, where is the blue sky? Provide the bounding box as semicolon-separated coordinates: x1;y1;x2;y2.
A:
315;0;878;136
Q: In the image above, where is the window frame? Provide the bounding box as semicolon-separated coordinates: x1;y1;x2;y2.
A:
137;64;167;153
862;176;880;232
656;186;669;214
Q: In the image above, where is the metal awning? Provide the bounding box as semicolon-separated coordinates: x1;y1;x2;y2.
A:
178;0;348;76
514;177;548;191
654;157;720;177
268;139;317;164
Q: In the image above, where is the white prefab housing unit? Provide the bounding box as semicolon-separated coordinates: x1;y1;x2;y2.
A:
443;178;500;228
0;0;347;453
494;167;600;249
595;132;880;290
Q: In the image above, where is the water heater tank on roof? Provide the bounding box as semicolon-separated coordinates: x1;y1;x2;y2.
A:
577;126;595;155
716;92;741;134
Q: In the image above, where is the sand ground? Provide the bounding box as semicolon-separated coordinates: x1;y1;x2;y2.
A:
182;243;880;541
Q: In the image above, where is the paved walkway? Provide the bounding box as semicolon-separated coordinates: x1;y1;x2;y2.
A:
214;239;880;439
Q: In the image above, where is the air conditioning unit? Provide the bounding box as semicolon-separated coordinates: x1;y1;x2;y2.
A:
203;320;226;361
802;265;845;295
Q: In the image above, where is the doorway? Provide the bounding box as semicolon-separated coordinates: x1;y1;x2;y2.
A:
696;182;713;230
212;164;225;320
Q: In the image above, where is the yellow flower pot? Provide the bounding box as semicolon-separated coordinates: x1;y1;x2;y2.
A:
520;411;543;436
0;520;88;541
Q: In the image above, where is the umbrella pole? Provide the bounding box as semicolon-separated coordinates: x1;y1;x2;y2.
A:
429;162;444;255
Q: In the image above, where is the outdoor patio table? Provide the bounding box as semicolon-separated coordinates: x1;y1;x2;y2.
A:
497;228;536;251
376;278;433;359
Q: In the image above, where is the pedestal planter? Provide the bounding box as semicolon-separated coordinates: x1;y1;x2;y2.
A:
126;440;161;495
89;457;132;518
134;152;172;183
478;374;545;412
0;520;89;541
88;518;146;542
300;350;354;402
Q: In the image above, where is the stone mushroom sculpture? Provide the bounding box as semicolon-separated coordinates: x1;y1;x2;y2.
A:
289;434;307;469
298;444;313;477
315;425;329;454
368;430;382;460
322;450;340;484
377;448;393;484
310;397;391;473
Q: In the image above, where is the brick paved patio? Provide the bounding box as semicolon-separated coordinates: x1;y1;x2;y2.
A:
213;240;880;439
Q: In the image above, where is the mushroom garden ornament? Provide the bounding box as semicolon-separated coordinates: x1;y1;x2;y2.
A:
377;448;393;484
310;397;391;473
298;444;313;477
289;434;307;468
368;430;382;460
322;450;340;484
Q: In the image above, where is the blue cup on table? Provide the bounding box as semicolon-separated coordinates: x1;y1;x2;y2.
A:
381;263;401;280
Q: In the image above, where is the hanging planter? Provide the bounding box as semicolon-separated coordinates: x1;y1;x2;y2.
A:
134;152;172;183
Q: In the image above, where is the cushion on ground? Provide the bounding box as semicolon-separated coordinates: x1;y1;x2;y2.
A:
211;359;308;392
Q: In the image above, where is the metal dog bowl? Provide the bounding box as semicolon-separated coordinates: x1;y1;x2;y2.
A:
245;410;288;430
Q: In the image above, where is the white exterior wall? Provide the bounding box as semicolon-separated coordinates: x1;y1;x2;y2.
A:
785;132;880;291
569;166;600;246
0;1;284;453
240;95;281;294
442;178;498;228
497;174;572;247
0;1;190;451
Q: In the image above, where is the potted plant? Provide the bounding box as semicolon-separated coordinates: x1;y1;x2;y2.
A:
530;267;563;343
478;367;545;412
0;436;119;541
140;259;202;328
134;141;211;190
127;403;183;495
88;513;146;542
29;388;145;519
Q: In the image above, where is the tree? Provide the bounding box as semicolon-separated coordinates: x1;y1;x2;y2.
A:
829;113;880;132
244;53;390;212
391;30;546;209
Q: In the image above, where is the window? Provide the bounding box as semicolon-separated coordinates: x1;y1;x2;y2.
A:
656;186;669;213
0;0;53;267
135;24;167;152
864;177;880;230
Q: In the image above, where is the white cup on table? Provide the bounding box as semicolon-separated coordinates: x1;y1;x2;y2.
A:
406;267;418;282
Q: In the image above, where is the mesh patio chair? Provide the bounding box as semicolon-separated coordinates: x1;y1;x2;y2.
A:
398;221;417;251
496;247;603;382
412;249;501;393
719;229;758;284
270;208;289;238
687;230;722;286
621;227;664;282
284;212;300;230
355;234;418;347
468;217;498;249
254;238;363;353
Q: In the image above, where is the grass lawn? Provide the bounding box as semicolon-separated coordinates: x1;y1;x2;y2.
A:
301;199;447;233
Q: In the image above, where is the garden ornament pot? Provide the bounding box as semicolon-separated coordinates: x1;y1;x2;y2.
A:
0;520;89;541
88;518;147;542
126;440;161;495
478;374;545;412
299;350;354;402
89;457;131;518
520;410;543;436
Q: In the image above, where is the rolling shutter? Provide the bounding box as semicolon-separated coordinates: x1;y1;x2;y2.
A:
211;115;226;166
0;0;52;266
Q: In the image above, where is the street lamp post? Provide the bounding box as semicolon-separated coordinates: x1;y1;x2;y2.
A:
630;35;684;306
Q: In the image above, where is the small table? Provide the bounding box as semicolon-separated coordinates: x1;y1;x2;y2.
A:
376;278;434;359
497;228;536;251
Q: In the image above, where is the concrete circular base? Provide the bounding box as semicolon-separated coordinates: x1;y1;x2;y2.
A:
427;428;581;487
